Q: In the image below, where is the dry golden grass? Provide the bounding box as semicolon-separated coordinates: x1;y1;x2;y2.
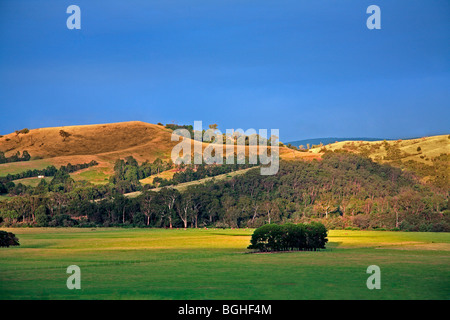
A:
0;121;174;162
310;134;449;165
139;168;179;185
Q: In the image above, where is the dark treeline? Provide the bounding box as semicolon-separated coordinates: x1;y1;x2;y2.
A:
0;153;448;231
0;150;31;164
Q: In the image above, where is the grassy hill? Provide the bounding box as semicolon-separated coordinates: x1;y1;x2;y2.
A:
310;135;449;186
1;121;446;187
310;135;449;163
0;121;316;184
0;121;174;162
0;121;179;184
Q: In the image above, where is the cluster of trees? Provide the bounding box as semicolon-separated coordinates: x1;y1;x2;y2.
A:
0;182;120;226
400;154;449;189
383;142;410;161
248;222;328;252
165;124;195;138
0;153;448;231
165;123;278;146
0;231;19;247
15;128;30;135
109;157;173;193
0;151;31;164
283;142;323;151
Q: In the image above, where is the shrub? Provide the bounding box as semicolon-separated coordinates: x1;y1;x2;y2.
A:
0;231;20;247
430;222;450;232
247;224;282;252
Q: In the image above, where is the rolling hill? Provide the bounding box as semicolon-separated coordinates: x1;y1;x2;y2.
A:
0;121;318;183
310;135;449;164
0;121;178;183
3;121;445;187
310;135;449;186
0;121;174;162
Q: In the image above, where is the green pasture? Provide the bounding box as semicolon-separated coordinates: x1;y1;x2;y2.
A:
11;177;52;187
0;228;449;300
0;160;52;176
70;166;110;185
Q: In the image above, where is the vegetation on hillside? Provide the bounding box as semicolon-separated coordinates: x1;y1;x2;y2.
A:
314;135;449;190
0;161;99;195
0;151;31;164
0;152;447;231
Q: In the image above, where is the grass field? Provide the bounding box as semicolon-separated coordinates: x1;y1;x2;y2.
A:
11;177;53;187
0;228;449;300
0;159;52;176
70;166;111;185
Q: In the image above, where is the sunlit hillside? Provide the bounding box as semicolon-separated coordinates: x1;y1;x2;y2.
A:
0;121;316;184
310;135;449;186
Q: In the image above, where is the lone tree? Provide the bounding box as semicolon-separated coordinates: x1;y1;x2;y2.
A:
0;231;20;248
59;130;72;142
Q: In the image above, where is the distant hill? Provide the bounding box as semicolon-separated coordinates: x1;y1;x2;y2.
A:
309;134;449;188
309;135;448;163
286;137;390;148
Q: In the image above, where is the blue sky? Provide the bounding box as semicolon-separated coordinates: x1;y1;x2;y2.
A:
0;0;449;141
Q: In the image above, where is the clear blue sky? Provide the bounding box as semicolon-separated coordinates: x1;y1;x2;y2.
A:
0;0;449;141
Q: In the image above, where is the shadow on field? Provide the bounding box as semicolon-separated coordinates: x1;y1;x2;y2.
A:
326;241;342;249
20;242;57;249
209;232;250;237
